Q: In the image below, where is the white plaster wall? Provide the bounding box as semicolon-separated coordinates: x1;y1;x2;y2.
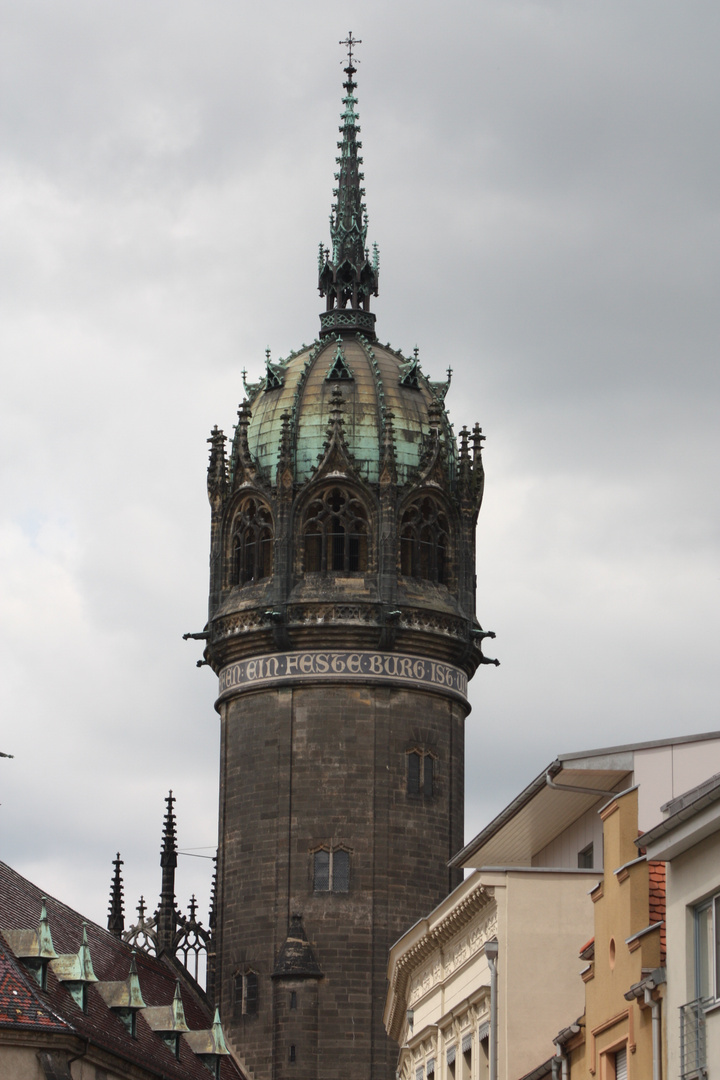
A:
635;739;720;831
664;829;720;1080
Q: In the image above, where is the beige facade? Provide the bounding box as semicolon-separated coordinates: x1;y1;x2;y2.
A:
385;864;597;1080
643;773;720;1080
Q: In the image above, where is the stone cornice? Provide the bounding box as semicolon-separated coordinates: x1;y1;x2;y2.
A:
386;884;493;1042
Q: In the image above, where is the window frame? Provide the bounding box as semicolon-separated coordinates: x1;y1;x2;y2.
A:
230;496;274;587
234;969;259;1016
312;847;351;894
406;748;436;799
694;892;720;1002
301;485;370;575
399;496;452;586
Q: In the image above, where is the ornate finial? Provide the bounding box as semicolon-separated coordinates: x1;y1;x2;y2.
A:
207;426;227;508
264;348;284;391
188;895;198;921
158;792;178;955
318;36;379;339
162;791;177;861
108;853;125;938
137;896;147;920
340;31;361;71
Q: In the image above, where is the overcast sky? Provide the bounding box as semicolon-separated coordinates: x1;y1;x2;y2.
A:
2;1;719;933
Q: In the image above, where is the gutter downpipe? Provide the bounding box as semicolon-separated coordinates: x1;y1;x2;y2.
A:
554;1042;568;1080
644;987;661;1080
485;939;498;1080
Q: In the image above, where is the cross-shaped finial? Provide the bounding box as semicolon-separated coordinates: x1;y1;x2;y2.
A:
446;365;453;381
413;346;419;360
265;347;271;364
340;31;361;69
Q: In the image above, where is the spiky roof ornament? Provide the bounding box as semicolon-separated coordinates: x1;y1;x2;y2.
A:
318;32;379;339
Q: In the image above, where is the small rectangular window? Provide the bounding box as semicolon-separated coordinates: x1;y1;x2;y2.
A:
289;1045;296;1062
290;991;297;1010
313;848;350;893
578;843;594;869
614;1047;627;1080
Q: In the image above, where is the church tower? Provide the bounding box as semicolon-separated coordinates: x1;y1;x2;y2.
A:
203;35;497;1079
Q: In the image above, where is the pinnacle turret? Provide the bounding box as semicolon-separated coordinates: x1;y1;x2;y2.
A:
318;32;379;339
107;853;125;939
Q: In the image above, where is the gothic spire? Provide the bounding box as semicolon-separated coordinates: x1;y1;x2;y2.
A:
319;32;379;339
107;852;125;939
157;791;178;954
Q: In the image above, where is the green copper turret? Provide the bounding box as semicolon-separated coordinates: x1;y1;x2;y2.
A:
318;33;379;338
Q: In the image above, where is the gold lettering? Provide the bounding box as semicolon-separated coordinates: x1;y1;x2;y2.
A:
246;660;256;681
369;654;383;674
331;653;346;673
315;653;329;673
399;657;413;679
286;654;299;674
413;660;425;680
347;654;361;673
300;654;314;674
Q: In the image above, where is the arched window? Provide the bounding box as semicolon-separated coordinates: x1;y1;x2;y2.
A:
303;487;369;574
407;750;435;798
400;497;450;584
231;497;273;585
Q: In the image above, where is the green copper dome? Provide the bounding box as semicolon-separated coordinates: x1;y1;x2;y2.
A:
239;335;454;488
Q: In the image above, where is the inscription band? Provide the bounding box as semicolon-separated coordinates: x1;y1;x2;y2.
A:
217;650;468;704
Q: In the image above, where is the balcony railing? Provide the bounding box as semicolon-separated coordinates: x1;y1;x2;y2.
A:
680;998;709;1080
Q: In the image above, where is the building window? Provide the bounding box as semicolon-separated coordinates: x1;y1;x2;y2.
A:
313;848;350;893
234;970;259;1015
231;497;273;585
578;843;594;869
290;990;297;1010
695;893;720;1001
289;1045;296;1062
614;1046;627;1080
303;486;369;574
407;750;435;798
400;497;451;585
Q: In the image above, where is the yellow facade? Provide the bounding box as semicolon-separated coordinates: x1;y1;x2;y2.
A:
562;788;665;1080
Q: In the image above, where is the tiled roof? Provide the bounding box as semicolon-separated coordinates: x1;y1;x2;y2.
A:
0;939;70;1033
648;861;666;963
0;861;245;1080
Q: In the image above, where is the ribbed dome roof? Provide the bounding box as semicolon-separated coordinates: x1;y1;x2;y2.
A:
244;335;454;487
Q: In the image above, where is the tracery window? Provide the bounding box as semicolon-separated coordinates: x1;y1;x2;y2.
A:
407;750;435;798
303;486;369;574
231;497;273;585
400;497;450;585
313;848;350;893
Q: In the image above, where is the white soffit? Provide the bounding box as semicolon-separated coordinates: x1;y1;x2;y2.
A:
460;768;630;868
